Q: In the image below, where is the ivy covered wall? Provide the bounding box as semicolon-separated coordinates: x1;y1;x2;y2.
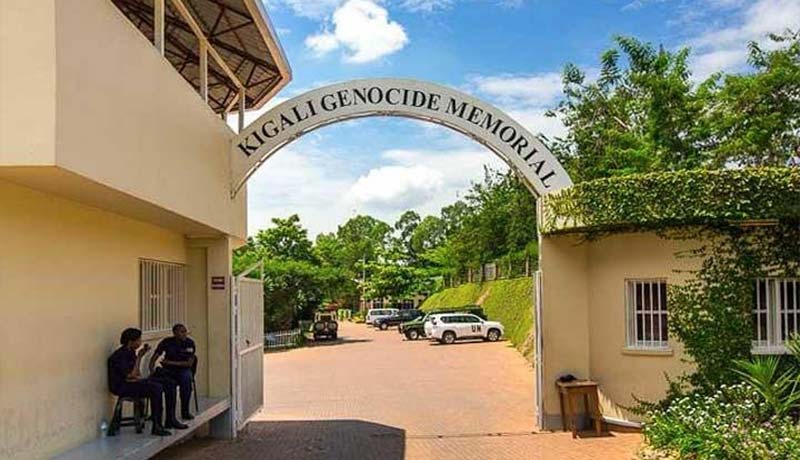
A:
541;168;800;236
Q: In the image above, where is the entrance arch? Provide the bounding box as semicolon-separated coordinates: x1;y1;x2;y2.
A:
231;78;572;197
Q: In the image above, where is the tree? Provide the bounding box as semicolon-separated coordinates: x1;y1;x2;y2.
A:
705;30;800;167
393;210;421;264
365;263;418;300
550;35;710;181
252;215;316;263
549;31;800;181
410;215;446;256
336;215;392;270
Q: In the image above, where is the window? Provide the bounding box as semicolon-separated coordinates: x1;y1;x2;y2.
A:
139;259;186;335
753;279;800;353
464;315;482;323
625;279;668;349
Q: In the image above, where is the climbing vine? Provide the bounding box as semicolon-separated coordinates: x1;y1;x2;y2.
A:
667;223;800;393
540;168;800;236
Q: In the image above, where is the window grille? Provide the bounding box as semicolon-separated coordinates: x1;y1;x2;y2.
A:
753;279;800;352
139;259;186;334
625;279;669;349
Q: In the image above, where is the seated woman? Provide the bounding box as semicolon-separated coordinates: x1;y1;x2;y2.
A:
107;328;188;436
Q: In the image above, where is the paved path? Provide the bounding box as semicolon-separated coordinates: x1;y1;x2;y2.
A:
157;322;641;460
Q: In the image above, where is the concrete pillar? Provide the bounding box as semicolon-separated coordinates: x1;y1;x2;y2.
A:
188;236;235;438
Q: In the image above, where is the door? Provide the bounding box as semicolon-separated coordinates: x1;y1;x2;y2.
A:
233;275;265;430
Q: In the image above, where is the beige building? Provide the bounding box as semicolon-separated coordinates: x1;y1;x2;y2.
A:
534;173;800;430
0;1;289;459
537;232;698;428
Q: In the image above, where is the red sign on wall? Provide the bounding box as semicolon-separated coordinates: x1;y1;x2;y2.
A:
211;276;226;290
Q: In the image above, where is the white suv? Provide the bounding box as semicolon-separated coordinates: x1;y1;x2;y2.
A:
366;308;399;326
424;313;504;344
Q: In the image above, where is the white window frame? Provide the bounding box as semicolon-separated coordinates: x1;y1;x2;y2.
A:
625;279;669;350
752;278;799;355
139;259;186;336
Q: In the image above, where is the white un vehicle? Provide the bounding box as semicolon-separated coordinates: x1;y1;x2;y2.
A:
424;313;504;344
366;308;399;326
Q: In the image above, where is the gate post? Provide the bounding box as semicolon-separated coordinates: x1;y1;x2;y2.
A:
204;237;236;439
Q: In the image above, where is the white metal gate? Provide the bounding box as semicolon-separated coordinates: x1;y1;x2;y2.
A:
232;266;265;430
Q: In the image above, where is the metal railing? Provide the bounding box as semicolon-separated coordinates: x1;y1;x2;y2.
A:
264;328;302;349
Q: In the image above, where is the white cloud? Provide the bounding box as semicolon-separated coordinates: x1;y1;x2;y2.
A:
305;0;409;63
505;108;567;140
245;137;355;238
688;0;800;79
464;72;567;140
343;147;507;217
346;165;445;208
468;72;563;107
400;0;454;12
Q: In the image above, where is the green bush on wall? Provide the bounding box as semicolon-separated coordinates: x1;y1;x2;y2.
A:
541;168;800;236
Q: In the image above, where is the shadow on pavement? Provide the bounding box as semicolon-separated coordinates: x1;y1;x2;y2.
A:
305;337;373;348
154;419;405;460
264;337;373;353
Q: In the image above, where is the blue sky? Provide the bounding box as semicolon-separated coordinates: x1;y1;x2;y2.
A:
240;0;799;237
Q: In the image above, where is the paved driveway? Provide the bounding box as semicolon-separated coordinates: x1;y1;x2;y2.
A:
157;322;640;460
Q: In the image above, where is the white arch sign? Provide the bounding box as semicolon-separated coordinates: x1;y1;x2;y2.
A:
231;78;572;197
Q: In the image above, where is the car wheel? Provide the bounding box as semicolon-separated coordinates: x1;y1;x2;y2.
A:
442;331;456;345
487;329;501;342
331;332;338;340
407;329;419;341
379;322;389;330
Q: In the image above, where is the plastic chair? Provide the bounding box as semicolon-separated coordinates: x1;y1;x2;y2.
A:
108;396;147;435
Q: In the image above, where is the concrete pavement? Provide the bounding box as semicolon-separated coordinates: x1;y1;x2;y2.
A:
156;321;641;460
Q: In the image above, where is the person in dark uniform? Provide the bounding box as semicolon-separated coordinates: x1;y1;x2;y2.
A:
149;324;197;420
107;328;188;436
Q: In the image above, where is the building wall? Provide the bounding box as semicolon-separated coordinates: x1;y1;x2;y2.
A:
538;234;590;428
539;232;699;428
0;0;56;166
1;0;247;239
586;233;697;422
0;179;195;459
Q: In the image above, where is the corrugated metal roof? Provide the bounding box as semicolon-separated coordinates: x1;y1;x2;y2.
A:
112;0;290;113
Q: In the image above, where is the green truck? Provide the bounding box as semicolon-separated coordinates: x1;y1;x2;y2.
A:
398;305;486;340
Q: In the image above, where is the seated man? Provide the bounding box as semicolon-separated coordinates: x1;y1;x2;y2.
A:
107;328;188;436
149;323;197;420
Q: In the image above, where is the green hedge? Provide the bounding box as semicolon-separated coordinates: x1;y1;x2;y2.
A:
540;168;800;235
421;278;534;360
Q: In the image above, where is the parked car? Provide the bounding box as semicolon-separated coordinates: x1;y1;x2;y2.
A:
374;309;422;330
424;313;504;344
366;308;399;326
399;307;486;340
312;311;338;341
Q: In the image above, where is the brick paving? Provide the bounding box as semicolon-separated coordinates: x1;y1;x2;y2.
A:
156;322;641;460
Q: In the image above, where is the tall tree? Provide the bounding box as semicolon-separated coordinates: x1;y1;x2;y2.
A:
336;215;393;269
705;30;800;167
550;35;709;181
252;215;316;263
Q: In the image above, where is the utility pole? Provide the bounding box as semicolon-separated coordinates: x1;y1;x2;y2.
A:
361;254;367;313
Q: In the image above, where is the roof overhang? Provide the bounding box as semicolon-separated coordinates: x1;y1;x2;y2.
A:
113;0;291;114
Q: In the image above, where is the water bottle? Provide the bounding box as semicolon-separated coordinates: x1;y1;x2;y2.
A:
100;419;109;437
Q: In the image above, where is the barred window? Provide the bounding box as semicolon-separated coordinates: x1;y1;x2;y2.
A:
753;279;799;353
625;279;669;349
139;259;186;334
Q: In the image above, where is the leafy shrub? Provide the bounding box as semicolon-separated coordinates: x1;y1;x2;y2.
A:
421;278;534;359
643;384;800;460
